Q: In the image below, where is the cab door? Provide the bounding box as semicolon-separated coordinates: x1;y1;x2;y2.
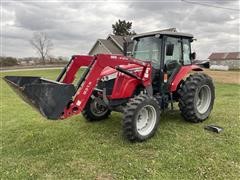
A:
164;36;182;79
164;36;193;78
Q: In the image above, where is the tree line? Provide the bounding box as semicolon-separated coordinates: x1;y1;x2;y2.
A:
0;56;68;67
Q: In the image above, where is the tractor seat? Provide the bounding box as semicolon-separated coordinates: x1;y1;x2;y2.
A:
165;60;180;75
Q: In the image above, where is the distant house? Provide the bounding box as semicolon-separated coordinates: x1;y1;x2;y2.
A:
18;58;36;65
88;35;133;56
208;52;240;70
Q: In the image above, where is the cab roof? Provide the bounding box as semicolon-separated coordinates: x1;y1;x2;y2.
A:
132;30;193;39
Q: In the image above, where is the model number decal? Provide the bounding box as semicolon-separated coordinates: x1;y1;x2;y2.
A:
83;82;92;95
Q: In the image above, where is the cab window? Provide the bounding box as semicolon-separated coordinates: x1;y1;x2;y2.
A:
164;37;182;65
182;39;191;65
133;36;161;69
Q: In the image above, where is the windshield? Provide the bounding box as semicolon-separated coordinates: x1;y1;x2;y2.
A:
133;36;162;69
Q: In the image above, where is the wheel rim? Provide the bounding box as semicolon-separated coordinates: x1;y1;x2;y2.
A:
136;105;157;136
196;85;211;114
90;99;108;117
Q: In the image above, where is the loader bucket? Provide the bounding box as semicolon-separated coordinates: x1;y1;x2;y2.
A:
4;76;76;120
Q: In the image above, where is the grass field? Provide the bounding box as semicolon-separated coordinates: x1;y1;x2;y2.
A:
1;69;240;179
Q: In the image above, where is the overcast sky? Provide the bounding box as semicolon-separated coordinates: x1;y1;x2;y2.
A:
2;0;240;59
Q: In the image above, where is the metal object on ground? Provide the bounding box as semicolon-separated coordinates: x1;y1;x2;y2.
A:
204;125;223;133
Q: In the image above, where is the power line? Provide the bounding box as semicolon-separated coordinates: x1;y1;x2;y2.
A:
181;0;240;11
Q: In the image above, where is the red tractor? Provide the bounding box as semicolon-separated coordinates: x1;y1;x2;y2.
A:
4;30;215;142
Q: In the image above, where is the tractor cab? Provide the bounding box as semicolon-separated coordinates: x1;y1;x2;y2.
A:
130;31;196;87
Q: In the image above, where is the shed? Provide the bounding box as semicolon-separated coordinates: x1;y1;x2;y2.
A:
208;52;240;70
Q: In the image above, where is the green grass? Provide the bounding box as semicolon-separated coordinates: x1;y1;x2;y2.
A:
1;69;240;179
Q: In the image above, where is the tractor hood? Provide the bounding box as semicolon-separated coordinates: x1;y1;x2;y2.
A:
100;63;144;77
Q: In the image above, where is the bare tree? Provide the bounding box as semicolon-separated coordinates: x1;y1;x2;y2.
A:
30;32;53;64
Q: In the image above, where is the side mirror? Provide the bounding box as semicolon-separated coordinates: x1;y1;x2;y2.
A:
191;52;196;60
166;44;174;56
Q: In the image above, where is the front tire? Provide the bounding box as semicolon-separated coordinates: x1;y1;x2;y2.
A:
82;95;111;122
178;73;215;123
123;93;161;142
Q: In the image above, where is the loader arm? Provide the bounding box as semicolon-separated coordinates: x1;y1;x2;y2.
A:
60;54;152;119
4;54;151;120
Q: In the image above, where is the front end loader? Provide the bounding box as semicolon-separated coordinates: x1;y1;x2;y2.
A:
4;30;215;142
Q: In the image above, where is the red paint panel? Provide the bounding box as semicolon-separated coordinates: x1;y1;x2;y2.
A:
62;55;94;84
170;65;202;92
61;54;151;119
111;74;140;99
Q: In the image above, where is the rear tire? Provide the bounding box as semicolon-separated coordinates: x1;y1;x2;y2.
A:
178;73;215;123
123;93;161;142
82;95;111;122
